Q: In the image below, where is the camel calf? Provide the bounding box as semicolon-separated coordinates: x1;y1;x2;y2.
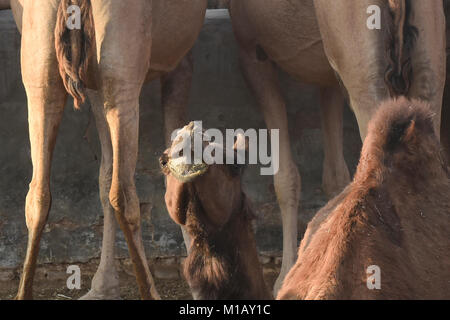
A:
278;98;450;299
161;123;272;300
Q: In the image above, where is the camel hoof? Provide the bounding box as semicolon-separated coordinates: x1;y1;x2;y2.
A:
78;289;121;300
273;272;286;298
14;292;32;300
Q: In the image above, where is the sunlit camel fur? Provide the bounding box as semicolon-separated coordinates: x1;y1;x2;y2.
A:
10;0;207;300
278;98;450;300
229;0;446;294
161;124;272;300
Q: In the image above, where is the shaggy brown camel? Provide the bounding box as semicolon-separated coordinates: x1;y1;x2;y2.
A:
229;0;446;293
13;0;207;300
278;98;450;299
160;123;272;299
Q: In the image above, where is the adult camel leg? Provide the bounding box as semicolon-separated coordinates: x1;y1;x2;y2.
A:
161;52;193;253
10;0;23;34
91;0;159;300
238;48;301;296
79;89;120;300
319;86;350;197
408;1;446;138
103;87;160;300
314;0;388;139
15;0;66;300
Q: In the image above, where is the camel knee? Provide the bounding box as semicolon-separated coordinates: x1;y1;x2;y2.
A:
99;177;112;210
98;64;143;110
274;162;301;209
25;183;51;232
98;162;113;207
322;156;350;197
108;184;140;232
108;183;124;214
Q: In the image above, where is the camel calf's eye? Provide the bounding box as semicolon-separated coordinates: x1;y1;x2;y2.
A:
159;154;169;172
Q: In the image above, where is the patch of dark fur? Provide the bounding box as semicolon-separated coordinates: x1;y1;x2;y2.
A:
184;186;255;299
385;116;414;152
256;45;268;62
383;102;435;154
369;187;403;246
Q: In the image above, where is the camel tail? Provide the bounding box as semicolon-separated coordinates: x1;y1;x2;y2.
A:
384;0;418;97
55;0;94;109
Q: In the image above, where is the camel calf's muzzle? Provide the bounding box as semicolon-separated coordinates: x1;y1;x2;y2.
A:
160;122;210;183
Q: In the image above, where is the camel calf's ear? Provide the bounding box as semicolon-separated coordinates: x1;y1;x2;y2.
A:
403;119;416;143
386;117;416;152
231;133;248;175
159;151;170;175
233;132;249;152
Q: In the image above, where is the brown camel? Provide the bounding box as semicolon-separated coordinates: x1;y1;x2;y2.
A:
160;123;272;300
228;0;446;293
12;0;207;300
278;98;450;299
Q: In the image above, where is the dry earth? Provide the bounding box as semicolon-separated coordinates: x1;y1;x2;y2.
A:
0;257;279;300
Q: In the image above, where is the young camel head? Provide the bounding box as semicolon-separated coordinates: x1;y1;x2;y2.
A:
161;122;246;230
160;122;271;300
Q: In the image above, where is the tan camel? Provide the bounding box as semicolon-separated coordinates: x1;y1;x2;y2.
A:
229;0;446;294
442;0;450;164
160;124;272;299
278;98;450;299
12;0;207;300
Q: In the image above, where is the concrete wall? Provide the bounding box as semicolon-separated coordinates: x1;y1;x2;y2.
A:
0;9;362;269
208;0;229;9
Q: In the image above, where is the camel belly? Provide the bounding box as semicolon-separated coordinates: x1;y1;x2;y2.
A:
85;0;207;87
146;0;207;80
231;0;337;86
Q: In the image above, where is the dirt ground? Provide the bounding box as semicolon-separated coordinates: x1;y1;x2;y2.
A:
0;259;279;300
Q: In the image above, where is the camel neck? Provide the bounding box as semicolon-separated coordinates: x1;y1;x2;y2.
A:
185;194;270;299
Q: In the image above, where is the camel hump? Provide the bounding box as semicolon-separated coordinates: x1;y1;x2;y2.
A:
367;97;436;155
55;0;95;109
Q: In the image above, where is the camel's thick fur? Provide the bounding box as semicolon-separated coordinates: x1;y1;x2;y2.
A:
278;98;450;299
